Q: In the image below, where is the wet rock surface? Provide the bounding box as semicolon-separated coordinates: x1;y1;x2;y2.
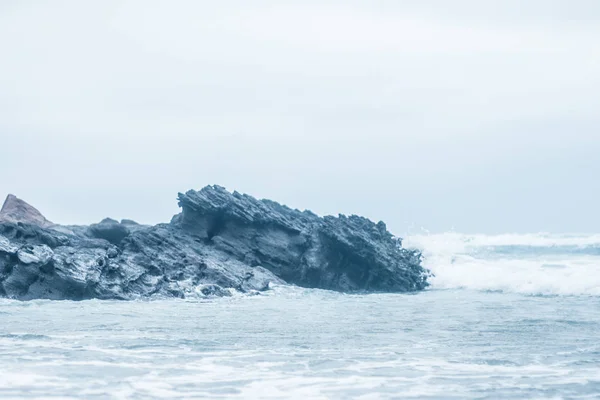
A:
0;186;428;300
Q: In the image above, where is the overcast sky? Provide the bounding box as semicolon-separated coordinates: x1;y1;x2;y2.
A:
1;0;599;234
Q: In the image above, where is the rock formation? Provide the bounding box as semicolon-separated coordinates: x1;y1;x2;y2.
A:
0;194;53;227
0;186;428;300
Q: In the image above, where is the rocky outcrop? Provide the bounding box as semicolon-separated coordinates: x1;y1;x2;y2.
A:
0;187;428;300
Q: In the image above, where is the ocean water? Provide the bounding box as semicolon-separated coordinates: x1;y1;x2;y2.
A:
1;233;600;399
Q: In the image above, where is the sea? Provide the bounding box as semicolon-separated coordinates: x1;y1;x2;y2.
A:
1;233;600;399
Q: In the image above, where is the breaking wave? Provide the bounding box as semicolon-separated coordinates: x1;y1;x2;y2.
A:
404;232;600;296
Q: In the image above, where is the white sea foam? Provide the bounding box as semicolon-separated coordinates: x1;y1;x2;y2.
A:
404;232;600;295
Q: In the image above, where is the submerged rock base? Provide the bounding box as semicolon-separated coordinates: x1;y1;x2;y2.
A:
0;186;428;300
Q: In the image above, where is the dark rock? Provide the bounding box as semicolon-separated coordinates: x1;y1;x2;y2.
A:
88;218;131;245
0;186;429;300
176;186;427;292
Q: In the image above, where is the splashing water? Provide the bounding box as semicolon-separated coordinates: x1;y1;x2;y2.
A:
404;232;600;296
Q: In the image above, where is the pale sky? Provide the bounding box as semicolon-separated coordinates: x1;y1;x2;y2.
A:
1;0;599;234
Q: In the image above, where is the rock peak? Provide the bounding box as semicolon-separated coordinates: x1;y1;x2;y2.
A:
0;194;53;227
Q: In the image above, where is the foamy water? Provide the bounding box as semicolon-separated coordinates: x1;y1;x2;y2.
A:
1;233;600;399
405;232;600;296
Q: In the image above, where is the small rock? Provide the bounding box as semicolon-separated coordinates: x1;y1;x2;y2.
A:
196;284;232;297
106;247;119;258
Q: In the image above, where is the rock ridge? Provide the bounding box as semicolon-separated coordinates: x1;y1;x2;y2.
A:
0;186;428;300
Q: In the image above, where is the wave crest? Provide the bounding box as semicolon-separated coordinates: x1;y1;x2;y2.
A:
404;233;600;296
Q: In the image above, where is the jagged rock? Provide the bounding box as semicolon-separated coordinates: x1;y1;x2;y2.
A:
176;186;427;292
0;186;429;300
0;194;53;227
